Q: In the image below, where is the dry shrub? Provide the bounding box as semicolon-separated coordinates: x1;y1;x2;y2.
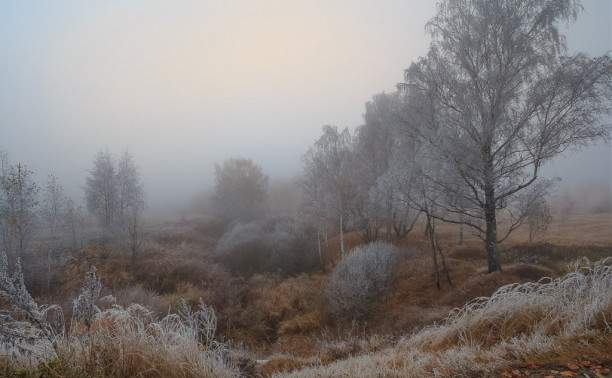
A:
215;218;320;276
278;311;322;335
327;242;399;320
233;273;326;346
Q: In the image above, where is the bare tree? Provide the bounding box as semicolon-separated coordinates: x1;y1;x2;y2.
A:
41;174;68;295
300;154;330;266
519;184;554;243
84;150;117;234
383;140;451;290
350;94;396;242
116;150;146;257
63;198;87;250
41;174;67;242
302;126;353;255
212;157;269;222
0;159;39;264
403;0;612;272
84;149;146;250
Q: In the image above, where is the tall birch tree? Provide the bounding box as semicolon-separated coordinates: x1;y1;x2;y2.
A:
403;0;611;272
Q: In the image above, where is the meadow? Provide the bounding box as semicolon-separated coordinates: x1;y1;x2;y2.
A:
1;208;609;377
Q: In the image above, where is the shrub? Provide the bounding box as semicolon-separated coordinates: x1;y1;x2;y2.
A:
327;242;399;320
215;222;268;275
215;218;319;275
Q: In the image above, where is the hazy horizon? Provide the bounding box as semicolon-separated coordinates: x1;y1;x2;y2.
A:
1;0;610;212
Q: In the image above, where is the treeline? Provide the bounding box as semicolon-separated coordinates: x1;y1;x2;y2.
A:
299;1;611;275
0;148;146;288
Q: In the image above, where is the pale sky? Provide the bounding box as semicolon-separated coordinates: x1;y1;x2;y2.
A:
0;0;610;209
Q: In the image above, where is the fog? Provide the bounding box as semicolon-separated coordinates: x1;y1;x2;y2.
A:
0;0;610;213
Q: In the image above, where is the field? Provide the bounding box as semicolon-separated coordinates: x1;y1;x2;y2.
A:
1;210;611;377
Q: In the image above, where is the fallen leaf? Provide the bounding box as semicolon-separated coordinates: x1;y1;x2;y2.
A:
580;360;590;367
525;362;539;368
560;371;578;377
592;365;602;369
568;363;580;370
501;371;513;377
543;376;555;378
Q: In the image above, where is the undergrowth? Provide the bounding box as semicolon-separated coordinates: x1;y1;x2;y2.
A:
280;257;612;377
0;253;240;377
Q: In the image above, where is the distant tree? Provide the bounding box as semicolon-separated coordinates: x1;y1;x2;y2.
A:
350;94;395;242
302;126;353;255
518;182;555;243
41;174;67;242
41;174;69;295
212;157;269;222
63;198;86;250
299;154;330;266
352;92;423;242
84;150;117;233
0;155;39;264
403;0;612;272
84;149;146;249
116;150;146;257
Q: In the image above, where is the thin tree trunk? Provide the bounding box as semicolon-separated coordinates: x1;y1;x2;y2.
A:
340;213;345;256
433;228;452;286
426;215;440;290
485;186;501;273
317;227;323;267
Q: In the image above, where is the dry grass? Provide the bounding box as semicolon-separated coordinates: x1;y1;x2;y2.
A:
9;213;608;377
52;303;240;377
279;257;612;377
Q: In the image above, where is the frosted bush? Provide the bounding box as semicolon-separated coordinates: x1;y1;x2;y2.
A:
215;219;319;275
71;265;101;331
0;253;63;357
327;242;399;320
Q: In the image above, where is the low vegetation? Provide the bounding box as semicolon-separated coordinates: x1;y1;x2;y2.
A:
0;213;610;377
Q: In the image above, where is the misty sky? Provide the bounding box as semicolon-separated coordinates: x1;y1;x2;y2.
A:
1;1;610;210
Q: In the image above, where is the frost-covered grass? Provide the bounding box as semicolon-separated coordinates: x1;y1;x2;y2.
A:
52;301;238;377
0;255;240;377
279;257;612;377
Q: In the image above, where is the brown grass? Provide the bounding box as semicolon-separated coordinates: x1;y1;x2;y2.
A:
14;213;609;377
280;258;612;377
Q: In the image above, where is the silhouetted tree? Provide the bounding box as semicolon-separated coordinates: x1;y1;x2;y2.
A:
84;150;117;233
212;157;268;222
84;149;145;248
116;150;146;257
0;153;39;263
